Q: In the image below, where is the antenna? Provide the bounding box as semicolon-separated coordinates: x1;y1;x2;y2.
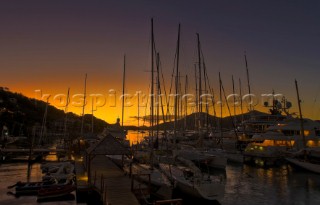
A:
80;73;87;137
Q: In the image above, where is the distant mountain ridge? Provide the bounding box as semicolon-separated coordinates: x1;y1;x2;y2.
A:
0;88;275;139
150;110;270;130
0;88;109;142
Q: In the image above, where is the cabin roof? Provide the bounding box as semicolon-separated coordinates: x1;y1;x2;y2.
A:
86;133;130;155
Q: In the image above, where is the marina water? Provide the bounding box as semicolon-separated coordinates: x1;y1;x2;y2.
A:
1;161;320;205
1;131;320;204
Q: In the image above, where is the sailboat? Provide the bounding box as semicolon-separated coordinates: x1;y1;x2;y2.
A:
159;157;225;201
174;34;228;169
127;19;173;200
155;28;225;202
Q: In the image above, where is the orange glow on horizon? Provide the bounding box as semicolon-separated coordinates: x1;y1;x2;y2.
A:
6;83;319;127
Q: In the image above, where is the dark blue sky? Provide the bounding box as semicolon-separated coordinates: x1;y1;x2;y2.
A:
1;0;319;122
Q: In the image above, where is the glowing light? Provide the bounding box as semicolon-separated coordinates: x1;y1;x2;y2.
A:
76;157;83;162
78;176;88;181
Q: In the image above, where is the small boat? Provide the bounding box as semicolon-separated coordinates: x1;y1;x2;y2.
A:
42;162;75;181
37;183;75;202
41;161;73;171
8;180;56;195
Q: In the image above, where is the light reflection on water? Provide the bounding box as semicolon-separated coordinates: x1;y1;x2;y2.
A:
221;164;320;205
1;163;319;205
125;130;320;204
1;144;320;204
126;130;148;145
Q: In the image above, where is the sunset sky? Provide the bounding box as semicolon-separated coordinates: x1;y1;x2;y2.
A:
1;0;320;125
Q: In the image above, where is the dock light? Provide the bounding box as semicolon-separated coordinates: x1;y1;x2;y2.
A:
79;139;85;145
78;176;88;181
76;157;83;162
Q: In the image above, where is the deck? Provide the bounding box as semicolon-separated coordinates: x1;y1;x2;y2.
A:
90;155;140;205
75;155;140;205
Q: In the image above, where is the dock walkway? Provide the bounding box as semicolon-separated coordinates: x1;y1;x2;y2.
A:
91;155;140;205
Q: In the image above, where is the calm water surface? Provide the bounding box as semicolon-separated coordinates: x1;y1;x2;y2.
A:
127;131;320;204
220;164;320;205
1;162;319;205
0;161;76;205
1;135;320;205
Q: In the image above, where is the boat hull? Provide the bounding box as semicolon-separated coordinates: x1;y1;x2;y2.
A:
175;179;224;202
37;184;75;202
286;158;320;174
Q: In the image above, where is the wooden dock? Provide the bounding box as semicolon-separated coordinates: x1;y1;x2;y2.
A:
90;155;140;205
75;155;140;205
74;133;182;205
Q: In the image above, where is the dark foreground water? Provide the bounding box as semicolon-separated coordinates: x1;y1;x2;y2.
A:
0;163;76;205
0;162;320;205
221;164;320;205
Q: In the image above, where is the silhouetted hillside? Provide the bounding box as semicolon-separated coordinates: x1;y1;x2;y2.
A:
0;88;109;144
152;110;270;130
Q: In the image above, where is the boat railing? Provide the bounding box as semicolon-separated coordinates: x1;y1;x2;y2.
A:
131;173;152;204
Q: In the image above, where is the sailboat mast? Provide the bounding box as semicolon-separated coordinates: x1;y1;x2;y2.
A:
197;33;202;128
219;72;223;144
174;23;181;145
122;55;126;127
184;75;188;129
64;88;71;159
137;92;140;132
151;18;154;146
39;96;49;145
203;60;209;131
239;78;244;123
91;98;94;133
194;65;198;129
232;75;236;123
148;18;155;169
64;88;70;139
179;71;182;125
244;53;252;111
295;79;306;149
81;73;87;136
156;52;160;146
